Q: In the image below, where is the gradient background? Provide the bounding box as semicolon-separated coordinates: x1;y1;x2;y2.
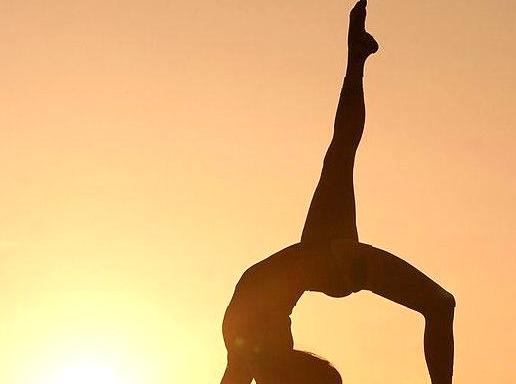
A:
1;0;515;383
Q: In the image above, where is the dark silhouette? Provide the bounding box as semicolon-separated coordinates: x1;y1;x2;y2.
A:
221;1;455;383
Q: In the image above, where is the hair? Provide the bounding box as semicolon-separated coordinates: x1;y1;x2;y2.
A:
286;350;342;384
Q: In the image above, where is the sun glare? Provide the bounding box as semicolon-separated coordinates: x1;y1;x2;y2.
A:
40;360;126;384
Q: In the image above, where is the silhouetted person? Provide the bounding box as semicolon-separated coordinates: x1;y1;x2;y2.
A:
221;1;455;383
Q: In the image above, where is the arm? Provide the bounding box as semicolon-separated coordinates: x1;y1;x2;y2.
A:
220;362;253;384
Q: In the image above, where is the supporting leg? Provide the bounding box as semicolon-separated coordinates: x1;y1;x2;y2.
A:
423;302;455;384
359;244;455;384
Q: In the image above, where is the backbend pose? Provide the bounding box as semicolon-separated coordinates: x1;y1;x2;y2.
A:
221;1;455;383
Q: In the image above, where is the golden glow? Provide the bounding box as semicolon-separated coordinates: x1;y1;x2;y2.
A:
1;0;515;383
39;359;126;384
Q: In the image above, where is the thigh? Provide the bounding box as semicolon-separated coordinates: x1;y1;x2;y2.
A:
359;244;453;314
253;350;342;384
301;139;359;246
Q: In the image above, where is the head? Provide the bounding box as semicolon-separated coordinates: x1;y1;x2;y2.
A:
255;350;342;384
290;350;342;384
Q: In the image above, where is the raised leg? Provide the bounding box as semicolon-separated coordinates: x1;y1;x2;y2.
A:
301;0;378;247
359;244;455;384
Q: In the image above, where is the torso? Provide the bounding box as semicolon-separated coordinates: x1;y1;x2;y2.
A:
227;244;306;318
223;242;360;353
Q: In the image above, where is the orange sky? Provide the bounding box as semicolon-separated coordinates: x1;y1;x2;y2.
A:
1;0;515;383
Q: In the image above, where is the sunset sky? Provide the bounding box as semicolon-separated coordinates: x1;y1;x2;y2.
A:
1;0;515;383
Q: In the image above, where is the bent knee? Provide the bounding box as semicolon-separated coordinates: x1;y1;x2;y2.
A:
424;289;456;320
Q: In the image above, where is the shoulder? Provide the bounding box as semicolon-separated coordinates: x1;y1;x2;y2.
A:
240;243;302;279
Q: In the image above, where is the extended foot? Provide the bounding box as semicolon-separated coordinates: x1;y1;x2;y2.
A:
348;0;379;62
